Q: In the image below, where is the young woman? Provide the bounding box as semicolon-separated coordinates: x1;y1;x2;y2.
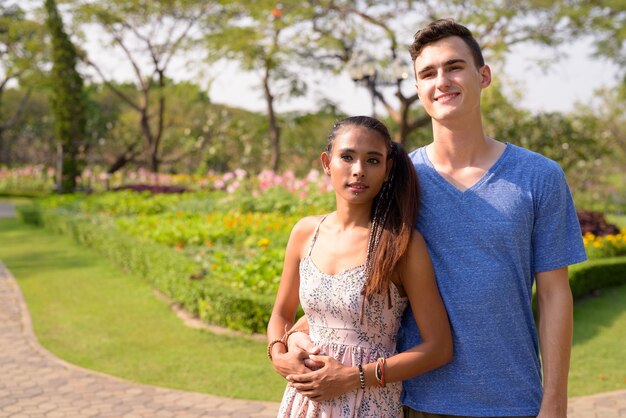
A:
267;116;452;417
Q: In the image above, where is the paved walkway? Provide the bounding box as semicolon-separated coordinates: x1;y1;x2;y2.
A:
0;202;15;218
1;201;625;417
0;261;280;418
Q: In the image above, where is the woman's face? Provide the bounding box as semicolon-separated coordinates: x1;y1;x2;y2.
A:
321;126;391;206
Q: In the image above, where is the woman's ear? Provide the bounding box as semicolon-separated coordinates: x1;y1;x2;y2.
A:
320;152;331;175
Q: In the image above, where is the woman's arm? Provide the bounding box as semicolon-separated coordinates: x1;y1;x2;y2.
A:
267;217;318;377
286;231;452;400
366;231;452;383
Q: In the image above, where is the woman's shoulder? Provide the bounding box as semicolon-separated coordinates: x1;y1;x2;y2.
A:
290;214;326;239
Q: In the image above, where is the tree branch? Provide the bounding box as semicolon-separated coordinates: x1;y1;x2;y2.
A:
110;30;148;92
86;58;142;112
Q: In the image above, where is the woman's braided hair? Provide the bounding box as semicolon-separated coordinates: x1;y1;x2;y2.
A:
326;116;420;298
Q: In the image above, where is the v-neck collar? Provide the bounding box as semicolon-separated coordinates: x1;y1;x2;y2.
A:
420;142;511;195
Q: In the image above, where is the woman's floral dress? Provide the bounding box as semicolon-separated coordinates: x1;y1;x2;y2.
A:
277;216;408;418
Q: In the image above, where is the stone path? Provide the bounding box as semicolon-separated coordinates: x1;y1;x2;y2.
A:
0;261;280;418
1;201;625;417
0;202;15;218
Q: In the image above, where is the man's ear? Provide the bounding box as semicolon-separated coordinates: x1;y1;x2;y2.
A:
479;64;492;89
320;152;331;175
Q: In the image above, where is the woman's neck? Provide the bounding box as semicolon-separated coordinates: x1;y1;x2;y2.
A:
332;202;372;231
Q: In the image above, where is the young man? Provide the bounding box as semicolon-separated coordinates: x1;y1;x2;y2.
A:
274;19;586;418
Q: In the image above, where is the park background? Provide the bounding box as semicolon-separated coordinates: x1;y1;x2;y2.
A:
0;0;625;403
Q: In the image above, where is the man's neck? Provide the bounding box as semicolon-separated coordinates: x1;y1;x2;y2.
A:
429;118;494;168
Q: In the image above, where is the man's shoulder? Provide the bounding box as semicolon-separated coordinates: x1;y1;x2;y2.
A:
408;146;424;159
408;146;427;168
505;143;562;174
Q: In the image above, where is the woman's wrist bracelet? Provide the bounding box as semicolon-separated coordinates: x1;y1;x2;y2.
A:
267;339;287;360
375;357;385;387
357;365;366;390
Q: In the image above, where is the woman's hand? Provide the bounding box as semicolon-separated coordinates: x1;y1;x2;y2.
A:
286;355;358;401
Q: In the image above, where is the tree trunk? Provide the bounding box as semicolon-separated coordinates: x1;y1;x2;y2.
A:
55;141;63;193
139;109;159;175
263;65;280;172
0;128;5;166
395;101;410;144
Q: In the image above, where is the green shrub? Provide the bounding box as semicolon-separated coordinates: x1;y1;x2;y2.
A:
15;202;42;225
18;204;275;333
569;257;626;299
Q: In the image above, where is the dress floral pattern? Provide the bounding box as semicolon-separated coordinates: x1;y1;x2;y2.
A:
277;216;408;418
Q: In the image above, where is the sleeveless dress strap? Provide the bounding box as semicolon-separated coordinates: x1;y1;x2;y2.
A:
306;214;328;257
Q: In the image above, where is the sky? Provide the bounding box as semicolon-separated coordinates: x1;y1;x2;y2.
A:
206;38;620;116
14;0;621;117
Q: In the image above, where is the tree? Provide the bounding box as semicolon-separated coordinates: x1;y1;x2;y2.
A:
0;87;54;166
0;3;46;165
559;0;626;83
570;86;626;211
45;0;87;193
72;0;224;175
206;1;313;172
82;80;270;176
300;0;583;143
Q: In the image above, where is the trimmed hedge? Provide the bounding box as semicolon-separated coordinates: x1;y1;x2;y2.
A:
569;256;626;299
17;204;626;333
18;204;275;333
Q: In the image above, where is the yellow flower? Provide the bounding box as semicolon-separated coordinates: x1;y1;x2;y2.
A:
258;238;270;248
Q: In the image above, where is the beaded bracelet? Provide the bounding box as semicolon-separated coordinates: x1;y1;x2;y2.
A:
357;365;366;390
267;338;286;360
375;357;386;387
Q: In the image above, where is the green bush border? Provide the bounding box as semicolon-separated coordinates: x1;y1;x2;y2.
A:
17;204;626;333
18;204;275;333
569;256;626;299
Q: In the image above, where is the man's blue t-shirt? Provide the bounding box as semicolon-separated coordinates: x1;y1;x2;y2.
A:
398;143;587;416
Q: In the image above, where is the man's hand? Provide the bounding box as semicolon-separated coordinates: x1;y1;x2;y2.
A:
286;355;357;401
287;331;324;370
536;398;567;418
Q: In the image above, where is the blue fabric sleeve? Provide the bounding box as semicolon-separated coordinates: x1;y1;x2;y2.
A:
532;161;587;272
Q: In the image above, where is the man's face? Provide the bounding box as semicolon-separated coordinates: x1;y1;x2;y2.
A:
413;36;491;123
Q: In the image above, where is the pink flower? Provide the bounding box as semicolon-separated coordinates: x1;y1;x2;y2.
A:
234;168;247;180
226;180;240;194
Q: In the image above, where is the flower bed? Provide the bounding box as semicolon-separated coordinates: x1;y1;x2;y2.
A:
14;169;626;333
583;229;626;259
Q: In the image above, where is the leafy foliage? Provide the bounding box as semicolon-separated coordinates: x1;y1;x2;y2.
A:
578;210;620;237
45;0;87;193
0;4;47;166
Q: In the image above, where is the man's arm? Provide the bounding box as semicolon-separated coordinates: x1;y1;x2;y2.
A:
535;267;573;418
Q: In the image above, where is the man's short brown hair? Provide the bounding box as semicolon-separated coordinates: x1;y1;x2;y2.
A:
409;18;485;68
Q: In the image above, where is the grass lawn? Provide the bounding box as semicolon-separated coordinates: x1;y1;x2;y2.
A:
0;207;624;400
569;283;626;396
0;216;285;402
